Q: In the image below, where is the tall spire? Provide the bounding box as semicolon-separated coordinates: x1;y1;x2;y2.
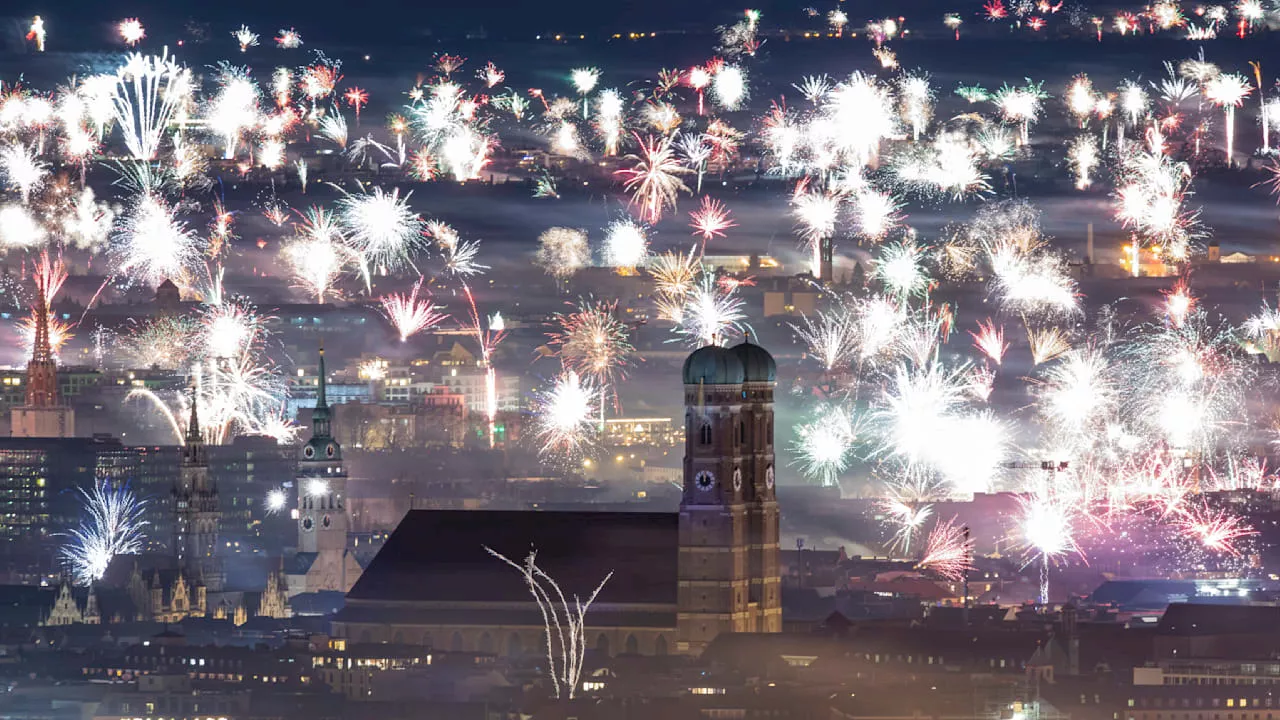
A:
312;341;331;440
25;267;58;408
182;384;207;467
186;385;201;443
316;341;328;411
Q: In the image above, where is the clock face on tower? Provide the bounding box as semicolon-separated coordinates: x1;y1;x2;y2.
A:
303;445;315;459
765;465;775;489
732;468;743;492
302;516;314;532
322;514;332;528
326;443;336;458
694;470;715;491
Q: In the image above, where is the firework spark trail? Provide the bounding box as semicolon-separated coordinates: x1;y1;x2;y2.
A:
969;319;1008;365
380;277;448;342
485;547;611;699
793;308;857;371
58;480;148;586
617;133;691;224
548;299;637;413
879;498;933;554
110;51;191;161
689;196;736;245
917;516;974;581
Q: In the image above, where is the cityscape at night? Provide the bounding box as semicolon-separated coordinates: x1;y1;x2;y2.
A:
0;1;1278;718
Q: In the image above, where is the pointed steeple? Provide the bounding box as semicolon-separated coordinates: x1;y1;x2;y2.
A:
25;268;58;408
182;385;207;467
312;341;331;440
186;387;201;443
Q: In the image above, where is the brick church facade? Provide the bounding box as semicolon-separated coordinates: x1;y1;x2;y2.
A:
332;341;781;656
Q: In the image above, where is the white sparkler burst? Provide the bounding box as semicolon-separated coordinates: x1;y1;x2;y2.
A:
110;50;191;161
850;188;904;241
1067;135;1099;190
232;24;259;52
993;81;1046;145
793;308;857;371
0;143;48;204
822;72;898;166
897;73;934;141
880;498;934;554
874;238;930;299
276;28;303;48
118;18;145;46
58;481;148;586
602;219;650;272
675;274;746;347
112;193;204;288
535;227;590;279
0;204;46;249
712;65;748;111
792;403;859;486
534;371;600;463
265;488;288;514
336;186;424;284
205;65;261;159
281;206;353;302
380;278;448;342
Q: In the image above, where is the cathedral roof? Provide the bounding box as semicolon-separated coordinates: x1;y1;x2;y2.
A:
346;510;678;606
731;340;776;383
682;344;744;385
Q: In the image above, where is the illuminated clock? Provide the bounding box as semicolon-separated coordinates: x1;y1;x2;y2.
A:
732;468;743;492
694;470;715;491
322;514;332;529
326;443;336;458
303;445;315;459
765;465;775;489
301;516;314;532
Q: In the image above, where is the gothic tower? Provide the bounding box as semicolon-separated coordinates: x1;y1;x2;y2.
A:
676;340;781;655
174;394;223;592
11;267;74;437
294;344;360;593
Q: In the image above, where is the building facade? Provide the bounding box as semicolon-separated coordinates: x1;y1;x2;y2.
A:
332;341;782;657
287;346;362;596
173;399;223;593
11;277;74;438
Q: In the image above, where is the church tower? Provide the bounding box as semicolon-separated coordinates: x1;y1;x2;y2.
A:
11;263;74;437
293;344;360;593
676;340;781;655
174;394;223;593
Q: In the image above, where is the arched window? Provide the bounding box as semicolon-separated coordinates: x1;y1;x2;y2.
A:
478;632;494;654
699;421;712;445
739;420;746;445
625;634;639;654
655;635;668;656
596;633;610;657
507;633;523;657
450;631;464;652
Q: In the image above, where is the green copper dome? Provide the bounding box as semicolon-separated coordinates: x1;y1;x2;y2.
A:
682;345;745;385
